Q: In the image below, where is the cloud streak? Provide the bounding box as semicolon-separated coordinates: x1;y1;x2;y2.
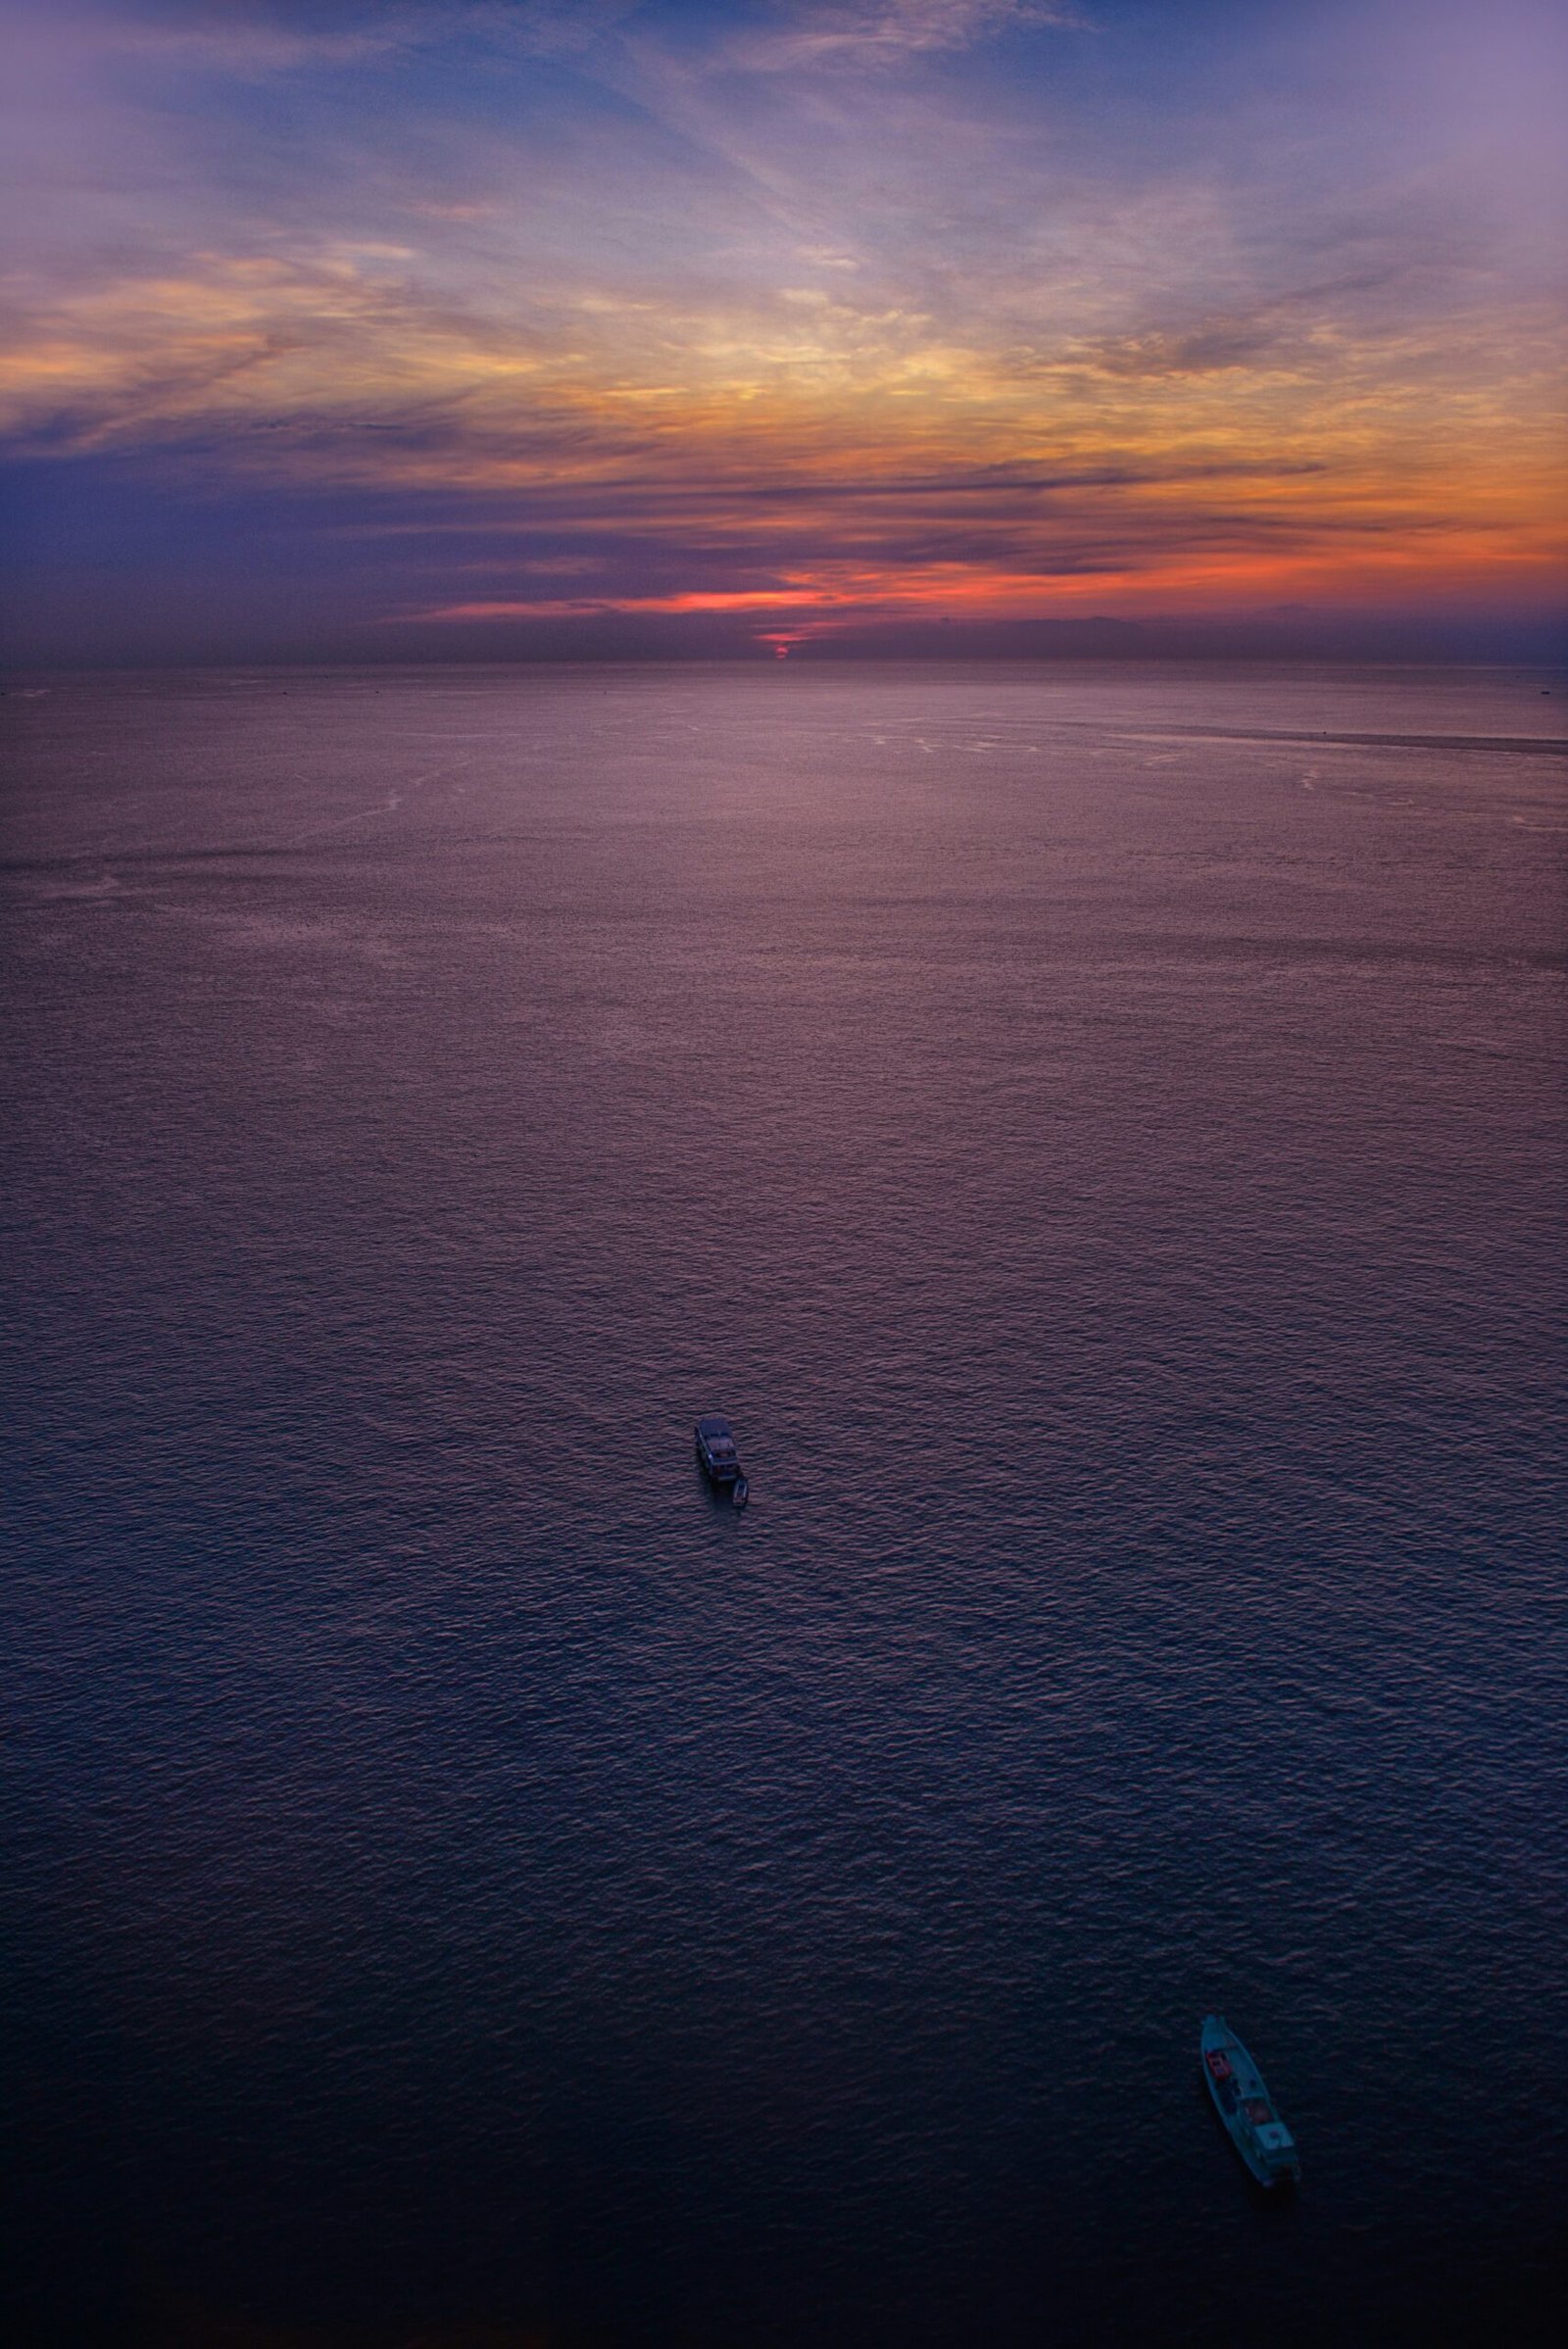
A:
714;1;1082;71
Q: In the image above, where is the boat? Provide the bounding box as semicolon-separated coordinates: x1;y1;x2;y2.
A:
1200;2015;1300;2187
695;1414;749;1506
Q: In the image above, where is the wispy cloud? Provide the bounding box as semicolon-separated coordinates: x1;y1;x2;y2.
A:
717;1;1083;72
24;0;641;75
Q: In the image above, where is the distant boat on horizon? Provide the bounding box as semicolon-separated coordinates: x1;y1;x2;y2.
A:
1200;2015;1300;2187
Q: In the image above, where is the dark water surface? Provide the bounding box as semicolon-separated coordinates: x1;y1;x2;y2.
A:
4;663;1565;2347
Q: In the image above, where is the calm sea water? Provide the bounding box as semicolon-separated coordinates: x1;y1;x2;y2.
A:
3;663;1565;2348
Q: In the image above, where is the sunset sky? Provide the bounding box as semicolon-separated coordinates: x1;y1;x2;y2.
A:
3;0;1565;661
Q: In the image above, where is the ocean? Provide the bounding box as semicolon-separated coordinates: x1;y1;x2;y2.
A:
3;661;1564;2346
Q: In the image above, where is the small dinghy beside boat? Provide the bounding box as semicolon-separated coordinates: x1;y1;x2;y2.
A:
1200;2015;1300;2187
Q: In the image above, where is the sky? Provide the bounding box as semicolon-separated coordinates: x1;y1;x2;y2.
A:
2;0;1565;662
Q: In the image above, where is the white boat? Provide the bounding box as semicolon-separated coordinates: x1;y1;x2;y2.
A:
695;1414;749;1506
1200;2015;1300;2186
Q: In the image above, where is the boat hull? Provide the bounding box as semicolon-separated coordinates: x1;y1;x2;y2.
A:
1200;2015;1300;2188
